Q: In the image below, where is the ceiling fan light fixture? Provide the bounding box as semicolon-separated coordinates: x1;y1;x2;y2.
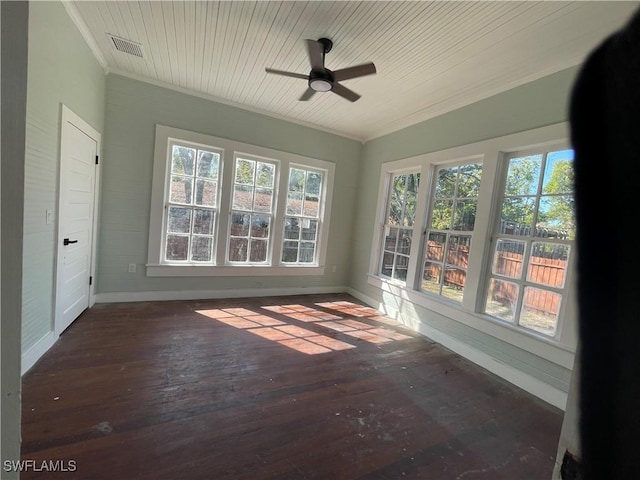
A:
309;78;332;92
265;38;376;102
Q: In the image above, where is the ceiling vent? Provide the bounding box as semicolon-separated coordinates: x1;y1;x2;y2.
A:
107;34;144;58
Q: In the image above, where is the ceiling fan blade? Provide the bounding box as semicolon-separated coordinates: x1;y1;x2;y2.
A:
299;87;317;101
331;83;361;102
305;39;324;71
265;68;308;80
333;63;377;82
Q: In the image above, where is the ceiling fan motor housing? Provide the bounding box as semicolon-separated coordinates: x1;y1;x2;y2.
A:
309;69;334;91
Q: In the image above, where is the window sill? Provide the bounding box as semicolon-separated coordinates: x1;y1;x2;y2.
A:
367;273;575;369
146;264;326;277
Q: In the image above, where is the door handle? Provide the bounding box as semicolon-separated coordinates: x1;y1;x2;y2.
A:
63;238;78;246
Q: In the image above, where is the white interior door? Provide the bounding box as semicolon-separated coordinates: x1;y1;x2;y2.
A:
55;107;100;336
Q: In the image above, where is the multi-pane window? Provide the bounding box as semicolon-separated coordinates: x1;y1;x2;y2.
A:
380;172;420;281
164;143;220;263
150;125;335;275
228;157;277;263
484;149;574;337
282;167;324;264
422;163;482;301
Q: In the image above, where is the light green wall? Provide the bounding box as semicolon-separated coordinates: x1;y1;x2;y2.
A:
350;66;580;393
2;1;28;474
98;74;361;294
22;0;105;352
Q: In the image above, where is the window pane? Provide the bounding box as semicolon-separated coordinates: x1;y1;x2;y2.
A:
431;200;453;229
167;207;191;233
233;184;253;210
256;162;275;188
446;235;470;268
229;238;248;262
299;242;315;263
286;192;303;215
284;218;300;239
171;146;195;175
191;236;212;262
193;209;214;235
492;239;525;278
195;179;217;207
442;267;465;302
500;197;535;235
381;252;394;277
388;174;409;225
403;174;419;226
453;199;477;230
387;196;403;225
538;196;575;240
392;174;406;201
289;168;305;192
254;188;273;213
397;229;412;255
250;239;268;262
542;150;574;194
457;163;482;197
527;242;570;288
520;286;560;336
170;176;193;204
283;241;299;262
301;219;317;241
251;215;270;238
166;234;189;261
384;227;399;253
393;255;409;281
505;155;542;196
196;150;219;180
230;213;250;237
435;167;456;198
306;171;322;195
303;195;319;217
422;262;442;294
235;158;255;185
485;278;519;322
426;233;445;262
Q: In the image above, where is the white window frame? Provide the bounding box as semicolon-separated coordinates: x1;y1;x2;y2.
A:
147;125;335;277
377;170;421;283
484;145;575;337
161;139;224;265
226;154;279;265
281;164;328;266
420;159;483;303
368;123;577;370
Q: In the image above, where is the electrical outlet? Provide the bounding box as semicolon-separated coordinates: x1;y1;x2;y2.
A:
128;263;136;273
46;209;53;225
332;265;337;273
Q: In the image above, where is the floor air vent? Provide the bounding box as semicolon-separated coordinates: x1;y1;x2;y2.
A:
107;34;144;58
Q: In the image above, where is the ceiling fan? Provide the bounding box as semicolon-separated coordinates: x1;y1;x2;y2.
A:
265;38;376;102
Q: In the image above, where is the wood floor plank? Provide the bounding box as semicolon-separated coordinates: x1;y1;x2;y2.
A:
20;293;562;479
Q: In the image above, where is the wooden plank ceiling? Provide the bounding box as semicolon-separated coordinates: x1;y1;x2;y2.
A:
68;1;639;141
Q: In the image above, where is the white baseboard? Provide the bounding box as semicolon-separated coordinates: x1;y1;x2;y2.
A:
95;285;349;304
22;331;56;375
346;287;568;411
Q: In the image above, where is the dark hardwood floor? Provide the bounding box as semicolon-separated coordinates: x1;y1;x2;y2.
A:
20;293;562;479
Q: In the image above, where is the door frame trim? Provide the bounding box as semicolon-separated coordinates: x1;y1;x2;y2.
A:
54;104;102;336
